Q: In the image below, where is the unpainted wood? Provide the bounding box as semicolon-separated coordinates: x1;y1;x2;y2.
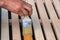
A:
11;12;21;40
36;0;56;40
44;0;60;39
1;8;9;40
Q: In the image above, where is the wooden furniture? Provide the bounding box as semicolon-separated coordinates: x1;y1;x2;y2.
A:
0;0;60;40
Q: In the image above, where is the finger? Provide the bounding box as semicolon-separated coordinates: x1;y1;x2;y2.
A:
17;11;24;16
21;8;28;16
23;4;32;16
0;1;4;7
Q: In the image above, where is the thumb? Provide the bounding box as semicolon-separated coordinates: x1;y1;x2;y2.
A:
0;1;4;7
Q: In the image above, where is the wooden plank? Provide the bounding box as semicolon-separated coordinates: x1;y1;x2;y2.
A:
35;0;55;40
44;0;60;39
52;0;60;18
11;12;21;40
1;8;9;40
26;0;44;40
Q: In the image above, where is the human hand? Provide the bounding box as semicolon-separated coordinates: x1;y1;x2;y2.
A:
0;0;32;16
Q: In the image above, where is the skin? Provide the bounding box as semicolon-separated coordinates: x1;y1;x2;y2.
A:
0;0;32;16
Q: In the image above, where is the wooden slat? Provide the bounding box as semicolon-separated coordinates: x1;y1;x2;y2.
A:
1;8;9;40
44;0;60;39
27;0;44;40
35;0;55;40
11;12;21;40
52;0;60;18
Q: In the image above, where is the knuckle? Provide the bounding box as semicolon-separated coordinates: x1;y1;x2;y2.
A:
30;7;32;12
0;1;4;7
15;5;22;13
29;5;32;11
29;4;32;8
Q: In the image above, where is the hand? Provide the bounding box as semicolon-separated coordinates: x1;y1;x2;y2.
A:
0;1;4;7
0;0;32;16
